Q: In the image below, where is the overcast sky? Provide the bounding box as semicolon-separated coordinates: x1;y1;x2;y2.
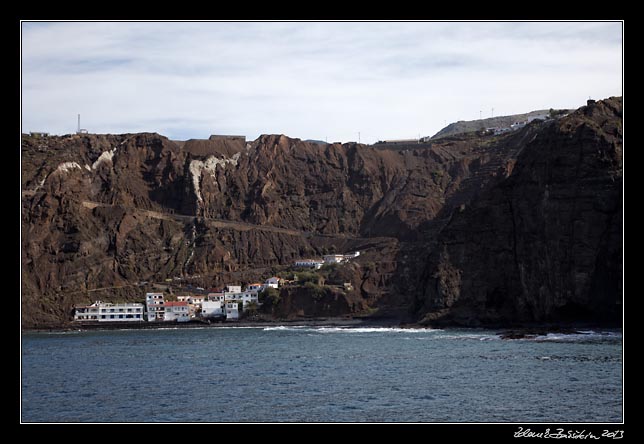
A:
21;21;622;144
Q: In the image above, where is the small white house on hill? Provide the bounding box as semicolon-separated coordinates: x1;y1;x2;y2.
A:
323;251;360;264
265;277;280;288
225;285;242;293
294;259;324;270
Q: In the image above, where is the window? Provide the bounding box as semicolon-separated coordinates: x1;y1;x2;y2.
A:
101;315;106;319
110;315;115;319
119;315;124;319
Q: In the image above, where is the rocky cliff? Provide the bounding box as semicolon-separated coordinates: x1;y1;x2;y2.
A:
413;98;622;326
21;97;622;328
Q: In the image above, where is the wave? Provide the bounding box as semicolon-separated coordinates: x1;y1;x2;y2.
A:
262;326;440;334
316;327;438;334
25;330;84;336
533;331;622;342
431;333;500;341
262;326;309;331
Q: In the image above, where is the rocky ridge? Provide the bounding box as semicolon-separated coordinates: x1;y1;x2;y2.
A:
21;97;622;328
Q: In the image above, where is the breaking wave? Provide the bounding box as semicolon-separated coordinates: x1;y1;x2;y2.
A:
262;326;439;334
532;330;622;342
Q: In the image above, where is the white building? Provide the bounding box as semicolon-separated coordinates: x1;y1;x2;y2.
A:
74;301;145;322
207;292;225;302
246;283;264;292
74;302;101;321
265;277;280;288
164;301;190;322
323;254;345;264
176;295;204;305
324;251;360;264
224;291;242;301
190;295;205;305
225;285;242;293
225;302;240;320
146;292;165;321
223;290;259;308
239;292;259;308
176;295;204;317
294;259;324;270
201;300;224;318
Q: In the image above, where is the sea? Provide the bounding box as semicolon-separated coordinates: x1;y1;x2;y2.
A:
21;326;622;423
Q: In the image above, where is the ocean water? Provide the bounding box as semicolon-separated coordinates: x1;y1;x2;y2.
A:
21;326;622;423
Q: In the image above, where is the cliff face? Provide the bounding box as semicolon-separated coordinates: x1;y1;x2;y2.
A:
21;97;622;328
414;98;622;326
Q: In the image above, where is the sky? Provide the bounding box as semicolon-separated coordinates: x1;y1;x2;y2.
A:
21;21;622;144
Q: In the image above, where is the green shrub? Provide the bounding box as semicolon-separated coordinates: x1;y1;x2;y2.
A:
297;271;319;284
245;301;258;315
260;287;281;306
304;281;326;300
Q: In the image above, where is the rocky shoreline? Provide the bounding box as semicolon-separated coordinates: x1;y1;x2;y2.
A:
22;316;621;338
22;316;397;333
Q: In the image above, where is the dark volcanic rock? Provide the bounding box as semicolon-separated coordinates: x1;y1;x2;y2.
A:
21;98;622;329
414;97;622;327
260;284;366;319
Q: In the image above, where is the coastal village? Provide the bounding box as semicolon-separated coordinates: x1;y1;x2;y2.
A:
73;251;360;324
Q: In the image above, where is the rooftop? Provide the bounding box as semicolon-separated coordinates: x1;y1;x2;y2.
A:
164;301;188;307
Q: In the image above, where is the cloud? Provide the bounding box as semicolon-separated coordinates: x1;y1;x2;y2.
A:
21;21;622;143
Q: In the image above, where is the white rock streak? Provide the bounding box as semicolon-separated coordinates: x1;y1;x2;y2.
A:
92;147;116;170
189;152;241;203
55;162;82;173
37;145;117;190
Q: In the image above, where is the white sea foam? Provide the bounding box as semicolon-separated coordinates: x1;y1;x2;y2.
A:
262;326;439;334
317;327;436;334
263;326;308;331
28;330;83;336
533;331;622;342
433;333;500;341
